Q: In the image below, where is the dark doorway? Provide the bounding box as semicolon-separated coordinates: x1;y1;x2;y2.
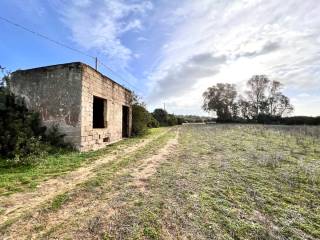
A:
93;96;105;128
122;105;129;138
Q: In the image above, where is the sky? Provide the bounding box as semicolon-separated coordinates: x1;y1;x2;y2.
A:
0;0;319;116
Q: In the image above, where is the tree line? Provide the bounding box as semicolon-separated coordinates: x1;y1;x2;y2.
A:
131;95;184;136
202;75;297;123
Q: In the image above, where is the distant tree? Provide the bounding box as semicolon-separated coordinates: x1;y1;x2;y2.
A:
243;75;293;119
245;75;270;117
152;108;169;126
238;96;251;120
266;81;293;117
202;83;237;122
176;115;215;123
176;116;185;125
267;80;282;116
275;95;294;117
167;114;178;126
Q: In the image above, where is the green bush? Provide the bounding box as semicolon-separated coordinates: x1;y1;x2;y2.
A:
167;114;178;126
132;104;151;136
0;85;69;165
147;115;160;128
0;88;46;162
152;109;182;126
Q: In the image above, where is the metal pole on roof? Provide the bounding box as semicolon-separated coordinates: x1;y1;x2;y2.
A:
95;57;98;71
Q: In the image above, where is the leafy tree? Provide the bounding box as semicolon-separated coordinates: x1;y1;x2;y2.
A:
245;75;270;117
202;75;294;123
244;76;293;119
152;108;169;126
238;96;251;120
267;80;282;116
202;83;237;122
176;117;185;125
276;95;294;116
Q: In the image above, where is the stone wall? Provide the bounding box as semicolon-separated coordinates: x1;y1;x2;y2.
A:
10;63;83;148
80;64;132;151
10;62;132;152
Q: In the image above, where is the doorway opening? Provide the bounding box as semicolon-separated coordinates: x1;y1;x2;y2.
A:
122;105;129;138
93;96;106;128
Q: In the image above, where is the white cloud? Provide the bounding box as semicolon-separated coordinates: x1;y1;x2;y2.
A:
146;0;320;116
57;0;152;67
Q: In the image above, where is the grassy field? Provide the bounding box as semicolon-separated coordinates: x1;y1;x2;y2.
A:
0;127;168;196
99;124;320;239
1;124;320;239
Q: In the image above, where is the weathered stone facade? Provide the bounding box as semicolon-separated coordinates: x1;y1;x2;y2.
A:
11;62;132;151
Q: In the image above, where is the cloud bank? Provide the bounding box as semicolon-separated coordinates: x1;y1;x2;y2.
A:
143;0;320;116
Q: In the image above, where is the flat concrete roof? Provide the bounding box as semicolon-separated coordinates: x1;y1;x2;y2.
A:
12;62;132;93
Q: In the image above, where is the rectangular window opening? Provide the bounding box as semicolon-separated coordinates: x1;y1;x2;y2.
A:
93;96;107;128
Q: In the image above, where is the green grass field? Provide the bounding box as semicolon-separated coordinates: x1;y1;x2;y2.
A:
1;125;319;239
104;125;320;239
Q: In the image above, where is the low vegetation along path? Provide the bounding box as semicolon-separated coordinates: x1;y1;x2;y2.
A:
1;125;320;239
0;127;176;229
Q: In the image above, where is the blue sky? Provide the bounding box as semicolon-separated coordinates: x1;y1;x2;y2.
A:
0;0;319;116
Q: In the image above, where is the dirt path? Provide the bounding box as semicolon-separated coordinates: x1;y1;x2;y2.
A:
0;129;171;227
1;128;179;239
131;134;179;192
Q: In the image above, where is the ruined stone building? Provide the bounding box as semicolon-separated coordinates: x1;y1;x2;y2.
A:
11;62;132;151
